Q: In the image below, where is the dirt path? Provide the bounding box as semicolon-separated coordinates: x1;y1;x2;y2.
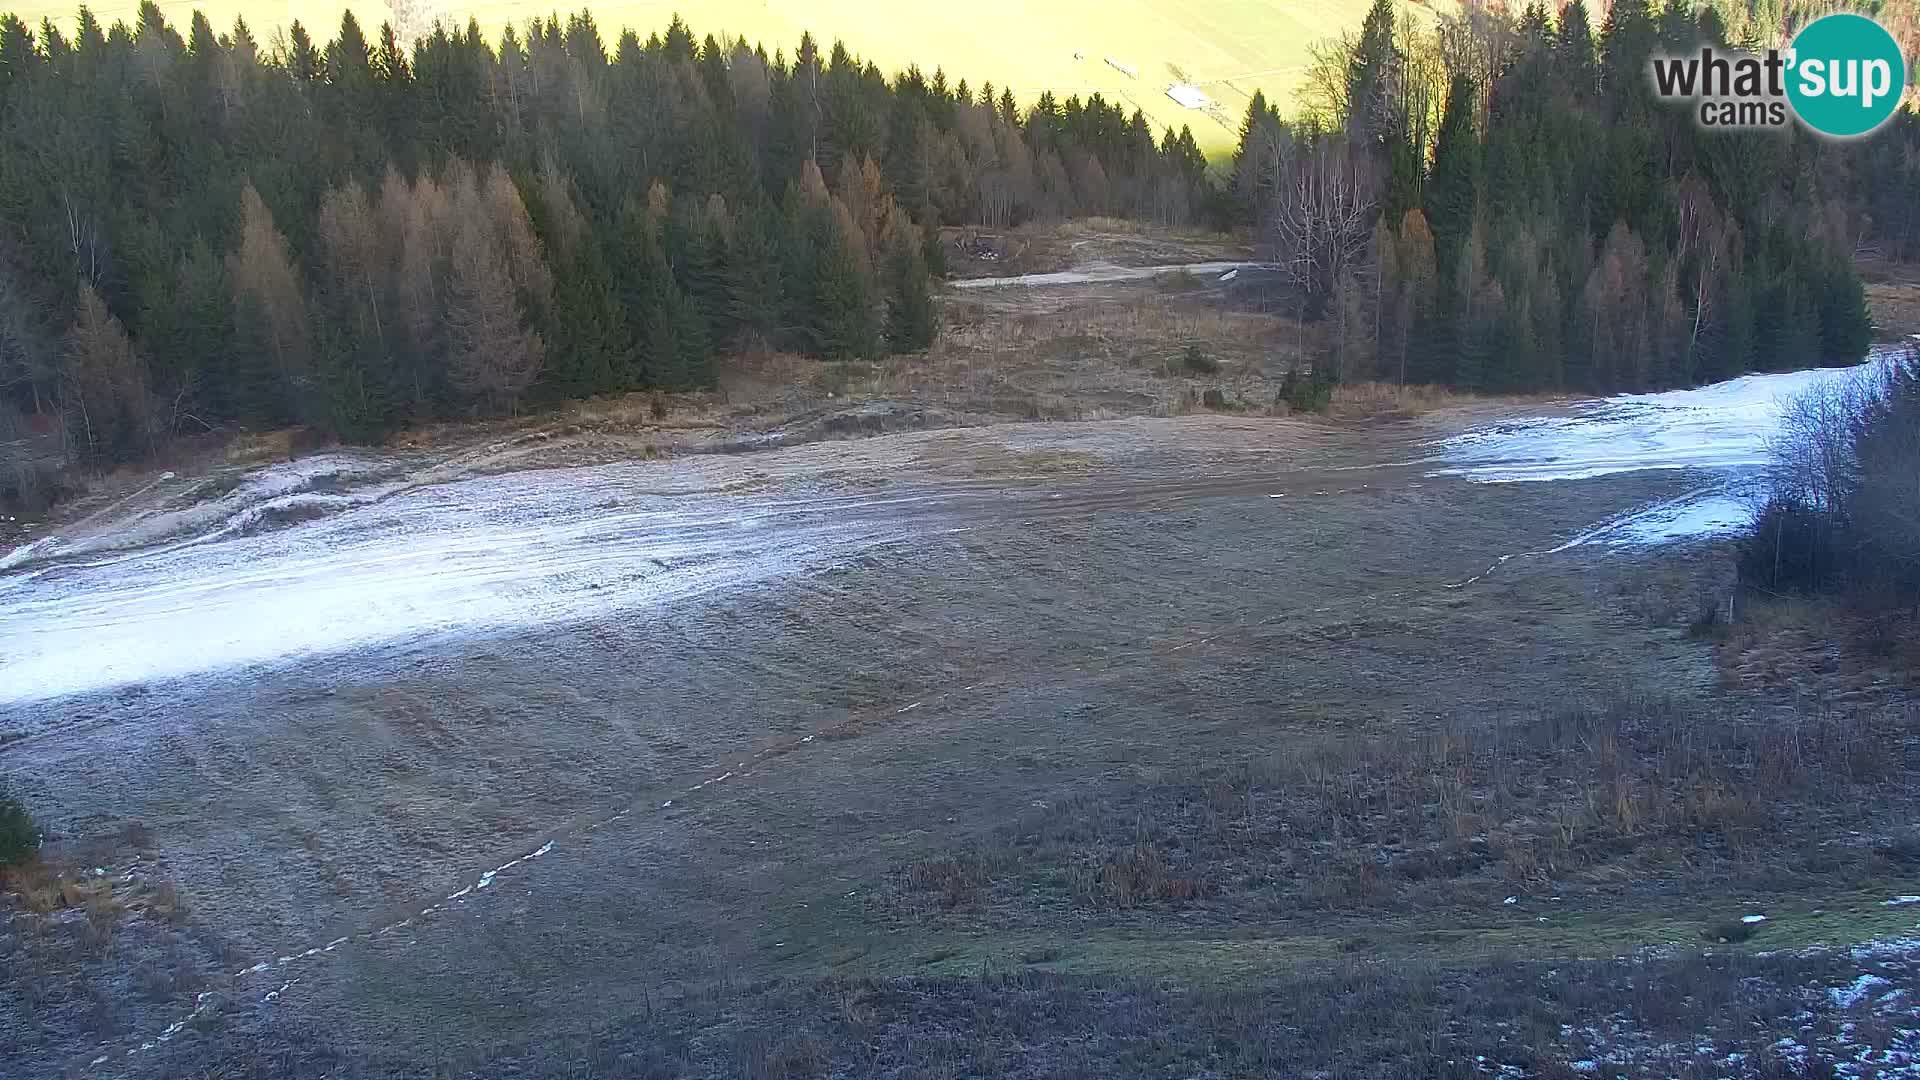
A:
948;260;1263;289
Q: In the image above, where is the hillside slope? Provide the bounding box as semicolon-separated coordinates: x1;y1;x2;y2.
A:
9;0;1431;153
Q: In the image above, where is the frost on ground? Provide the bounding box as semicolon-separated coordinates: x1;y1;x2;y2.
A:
947;260;1255;289
0;452;397;571
1547;938;1920;1078
1435;351;1900;546
0;459;909;707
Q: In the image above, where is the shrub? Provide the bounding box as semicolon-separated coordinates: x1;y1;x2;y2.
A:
0;403;71;514
1180;344;1220;375
1740;345;1920;610
1739;499;1844;592
1278;366;1333;413
0;787;39;866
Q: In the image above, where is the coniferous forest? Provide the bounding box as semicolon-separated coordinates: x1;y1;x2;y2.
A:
0;4;1212;468
0;0;1915;491
1238;0;1919;395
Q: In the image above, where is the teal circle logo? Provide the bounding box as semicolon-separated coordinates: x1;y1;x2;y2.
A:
1787;13;1907;137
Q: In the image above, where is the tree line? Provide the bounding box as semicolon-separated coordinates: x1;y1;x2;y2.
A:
1234;0;1920;396
0;4;1215;474
1;0;1917;500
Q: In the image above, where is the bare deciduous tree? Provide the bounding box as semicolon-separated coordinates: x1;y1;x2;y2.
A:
227;183;312;413
382;167;447;403
482;162;553;313
317;179;386;343
62;281;153;463
1265;135;1377;323
442;167;545;415
444;216;544;415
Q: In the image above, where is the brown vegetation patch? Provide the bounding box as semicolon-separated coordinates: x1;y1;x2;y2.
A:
890;696;1918;924
1861;267;1920;341
1714;594;1920;700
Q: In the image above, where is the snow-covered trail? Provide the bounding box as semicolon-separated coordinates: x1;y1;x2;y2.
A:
949;260;1260;289
0;464;930;708
1432;348;1906;545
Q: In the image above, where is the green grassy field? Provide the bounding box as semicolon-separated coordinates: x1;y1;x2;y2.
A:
8;0;1427;153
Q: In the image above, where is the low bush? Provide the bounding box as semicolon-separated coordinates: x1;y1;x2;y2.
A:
1278;366;1333;413
1741;345;1920;614
0;787;39;867
1179;343;1220;375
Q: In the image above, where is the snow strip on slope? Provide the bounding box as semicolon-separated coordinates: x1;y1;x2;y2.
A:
1436;357;1894;484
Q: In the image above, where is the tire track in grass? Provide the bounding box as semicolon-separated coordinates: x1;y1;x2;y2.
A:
87;692;941;1071
1443;484;1725;589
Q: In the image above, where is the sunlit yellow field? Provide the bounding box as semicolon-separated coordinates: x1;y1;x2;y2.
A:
6;0;1427;153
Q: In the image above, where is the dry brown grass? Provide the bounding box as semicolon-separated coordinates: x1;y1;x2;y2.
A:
893;695;1914;921
2;852;186;927
284;242;1545;474
2;856;70;913
1716;592;1920;697
1867;280;1920;340
1324;380;1551;420
944;219;1250;279
1859;262;1920;340
904;848;1020;911
145;880;187;924
1075;843;1210;908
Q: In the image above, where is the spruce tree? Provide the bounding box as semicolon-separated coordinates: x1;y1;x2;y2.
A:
1425;75;1479;266
1345;0;1397;138
729;204;787;348
884;224;935;352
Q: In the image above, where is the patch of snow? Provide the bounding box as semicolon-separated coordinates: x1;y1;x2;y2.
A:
1830;974;1894;1009
1167;83;1212;109
11;455;392;574
1434;350;1904;546
1437;356;1893;484
1603;491;1751;545
0;536;55;570
0;463;920;704
951;261;1257;290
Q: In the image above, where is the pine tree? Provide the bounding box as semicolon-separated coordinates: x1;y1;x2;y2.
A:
226;183;312;425
138;242;233;431
526;168;627;398
682;194;734;347
1345;0;1398;141
62;281;154;462
1425;75;1478;268
811;196;880;359
1557;0;1597;93
286;20;318;84
729;203;787;347
883;221;935;352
